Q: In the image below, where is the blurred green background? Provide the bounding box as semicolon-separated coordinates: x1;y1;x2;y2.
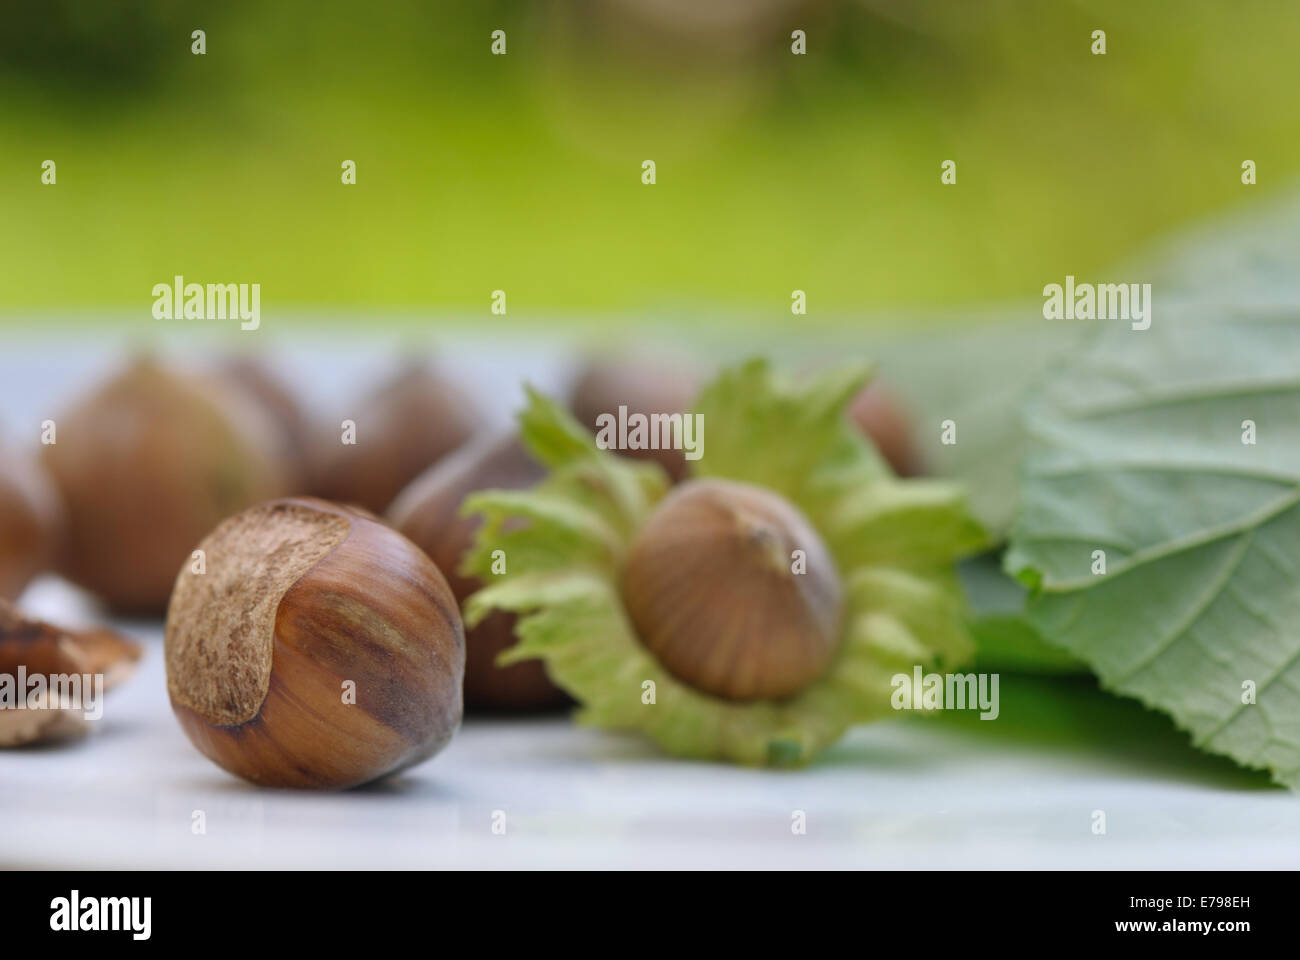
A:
2;0;1298;325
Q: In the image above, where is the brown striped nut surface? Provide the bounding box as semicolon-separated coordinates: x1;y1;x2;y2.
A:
389;432;567;711
164;497;464;789
306;363;478;515
621;478;844;702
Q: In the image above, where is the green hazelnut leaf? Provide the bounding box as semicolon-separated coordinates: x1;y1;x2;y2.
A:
464;359;989;765
1005;312;1300;788
958;554;1089;676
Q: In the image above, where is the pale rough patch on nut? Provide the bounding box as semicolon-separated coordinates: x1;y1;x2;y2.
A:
164;500;350;726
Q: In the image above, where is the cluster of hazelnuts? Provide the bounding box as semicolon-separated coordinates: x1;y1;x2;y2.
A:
0;351;919;788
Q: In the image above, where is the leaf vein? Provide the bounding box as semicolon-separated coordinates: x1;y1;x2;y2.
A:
1112;530;1253;686
1056;376;1300;420
1201;639;1300;748
1037;485;1300;592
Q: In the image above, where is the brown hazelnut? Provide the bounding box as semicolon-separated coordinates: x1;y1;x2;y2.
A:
389;433;566;711
41;356;292;614
164;497;464;789
308;362;478;515
0;599;141;747
0;450;61;601
621;478;843;701
850;381;921;477
213;354;311;487
568;357;698;483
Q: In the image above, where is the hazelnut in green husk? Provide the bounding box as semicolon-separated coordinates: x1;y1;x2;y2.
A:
462;359;987;765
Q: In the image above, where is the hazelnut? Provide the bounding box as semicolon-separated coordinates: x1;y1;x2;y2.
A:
164;497;464;789
308;362;478;514
0;599;141;747
850;381;921;476
213;354;311;486
0;450;61;601
568;357;698;482
390;433;566;711
42;356;293;614
621;478;843;701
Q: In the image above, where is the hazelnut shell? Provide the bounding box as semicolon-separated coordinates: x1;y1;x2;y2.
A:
213;355;311;488
0;452;60;601
0;599;142;747
308;363;478;514
621;478;843;701
850;381;922;477
0;598;142;688
568;357;698;483
164;497;464;789
42;357;292;614
390;433;566;711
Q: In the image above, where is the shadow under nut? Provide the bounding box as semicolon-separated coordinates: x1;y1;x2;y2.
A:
165;498;464;789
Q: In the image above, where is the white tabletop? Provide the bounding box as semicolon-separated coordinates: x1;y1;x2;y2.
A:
2;580;1295;870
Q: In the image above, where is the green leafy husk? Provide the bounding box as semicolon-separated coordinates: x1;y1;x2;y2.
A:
463;359;988;765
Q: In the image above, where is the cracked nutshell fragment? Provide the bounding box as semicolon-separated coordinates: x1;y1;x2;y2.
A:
0;599;141;747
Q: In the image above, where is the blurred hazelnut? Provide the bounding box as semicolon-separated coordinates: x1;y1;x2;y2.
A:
309;362;478;514
42;356;292;615
0;450;61;601
213;355;310;488
850;381;921;477
568;356;698;482
390;433;566;711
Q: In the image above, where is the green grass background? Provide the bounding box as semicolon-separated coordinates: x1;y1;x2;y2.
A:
2;0;1298;326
